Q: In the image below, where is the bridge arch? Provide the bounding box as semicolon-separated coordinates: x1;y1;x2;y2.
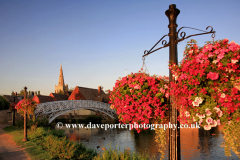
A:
34;100;116;123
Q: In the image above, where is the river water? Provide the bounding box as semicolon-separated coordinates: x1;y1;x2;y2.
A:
54;124;239;160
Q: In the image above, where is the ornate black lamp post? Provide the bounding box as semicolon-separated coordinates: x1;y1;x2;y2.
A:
165;5;180;159
23;86;28;141
143;4;215;160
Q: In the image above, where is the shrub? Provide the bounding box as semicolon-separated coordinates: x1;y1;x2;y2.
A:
93;144;151;160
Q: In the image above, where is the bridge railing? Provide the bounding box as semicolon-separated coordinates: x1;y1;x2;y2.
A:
35;100;116;123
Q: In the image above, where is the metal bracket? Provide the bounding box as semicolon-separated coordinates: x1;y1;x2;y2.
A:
143;26;216;57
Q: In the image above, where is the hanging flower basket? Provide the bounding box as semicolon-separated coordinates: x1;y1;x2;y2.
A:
170;39;240;130
109;71;169;132
15;99;37;119
10;102;17;111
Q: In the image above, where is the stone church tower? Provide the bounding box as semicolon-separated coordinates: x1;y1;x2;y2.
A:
55;64;68;93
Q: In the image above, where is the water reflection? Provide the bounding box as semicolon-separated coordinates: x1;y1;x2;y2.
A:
55;125;239;159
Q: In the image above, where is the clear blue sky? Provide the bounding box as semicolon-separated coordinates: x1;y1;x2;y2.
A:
1;0;240;95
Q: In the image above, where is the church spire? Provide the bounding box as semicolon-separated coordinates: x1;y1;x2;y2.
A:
55;64;68;93
58;64;65;86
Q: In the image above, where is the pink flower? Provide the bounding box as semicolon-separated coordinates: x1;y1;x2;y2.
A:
206;117;213;125
207;72;219;80
160;88;165;94
211;120;218;127
228;121;231;125
192;97;203;106
220;93;226;98
231;59;238;64
195;97;203;104
218;110;223;117
199;118;203;125
180;73;188;80
193;117;196;122
217;119;221;125
185;111;190;117
134;84;141;89
165;93;169;98
212;60;219;64
217;52;225;60
204;125;212;130
223;38;229;43
197;114;205;119
213;107;220;112
205;108;212;116
208;52;214;57
192;101;199;106
164;84;169;89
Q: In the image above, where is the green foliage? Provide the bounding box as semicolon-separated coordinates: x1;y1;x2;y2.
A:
69;87;75;92
154;128;166;160
58;90;64;94
16;117;52;129
0;96;10;110
42;135;76;159
221;111;240;158
50;129;65;137
19;89;25;95
93;144;151;160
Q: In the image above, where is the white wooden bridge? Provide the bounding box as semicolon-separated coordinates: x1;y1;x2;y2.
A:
35;100;116;123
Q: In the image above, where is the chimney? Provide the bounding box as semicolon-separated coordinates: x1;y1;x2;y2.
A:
98;86;101;97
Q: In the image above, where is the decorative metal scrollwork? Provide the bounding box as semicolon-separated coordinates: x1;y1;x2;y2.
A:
176;26;216;43
142;26;216;57
143;34;170;57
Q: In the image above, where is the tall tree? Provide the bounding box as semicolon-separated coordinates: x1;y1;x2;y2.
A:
0;96;10;110
19;89;25;95
69;87;75;92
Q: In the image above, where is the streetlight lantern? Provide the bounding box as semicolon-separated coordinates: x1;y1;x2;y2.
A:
22;86;28;141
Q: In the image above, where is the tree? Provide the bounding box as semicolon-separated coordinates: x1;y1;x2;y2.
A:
0;96;10;110
69;87;75;92
58;90;64;94
19;89;25;95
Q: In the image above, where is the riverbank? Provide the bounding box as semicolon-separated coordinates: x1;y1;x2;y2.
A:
1;120;152;160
